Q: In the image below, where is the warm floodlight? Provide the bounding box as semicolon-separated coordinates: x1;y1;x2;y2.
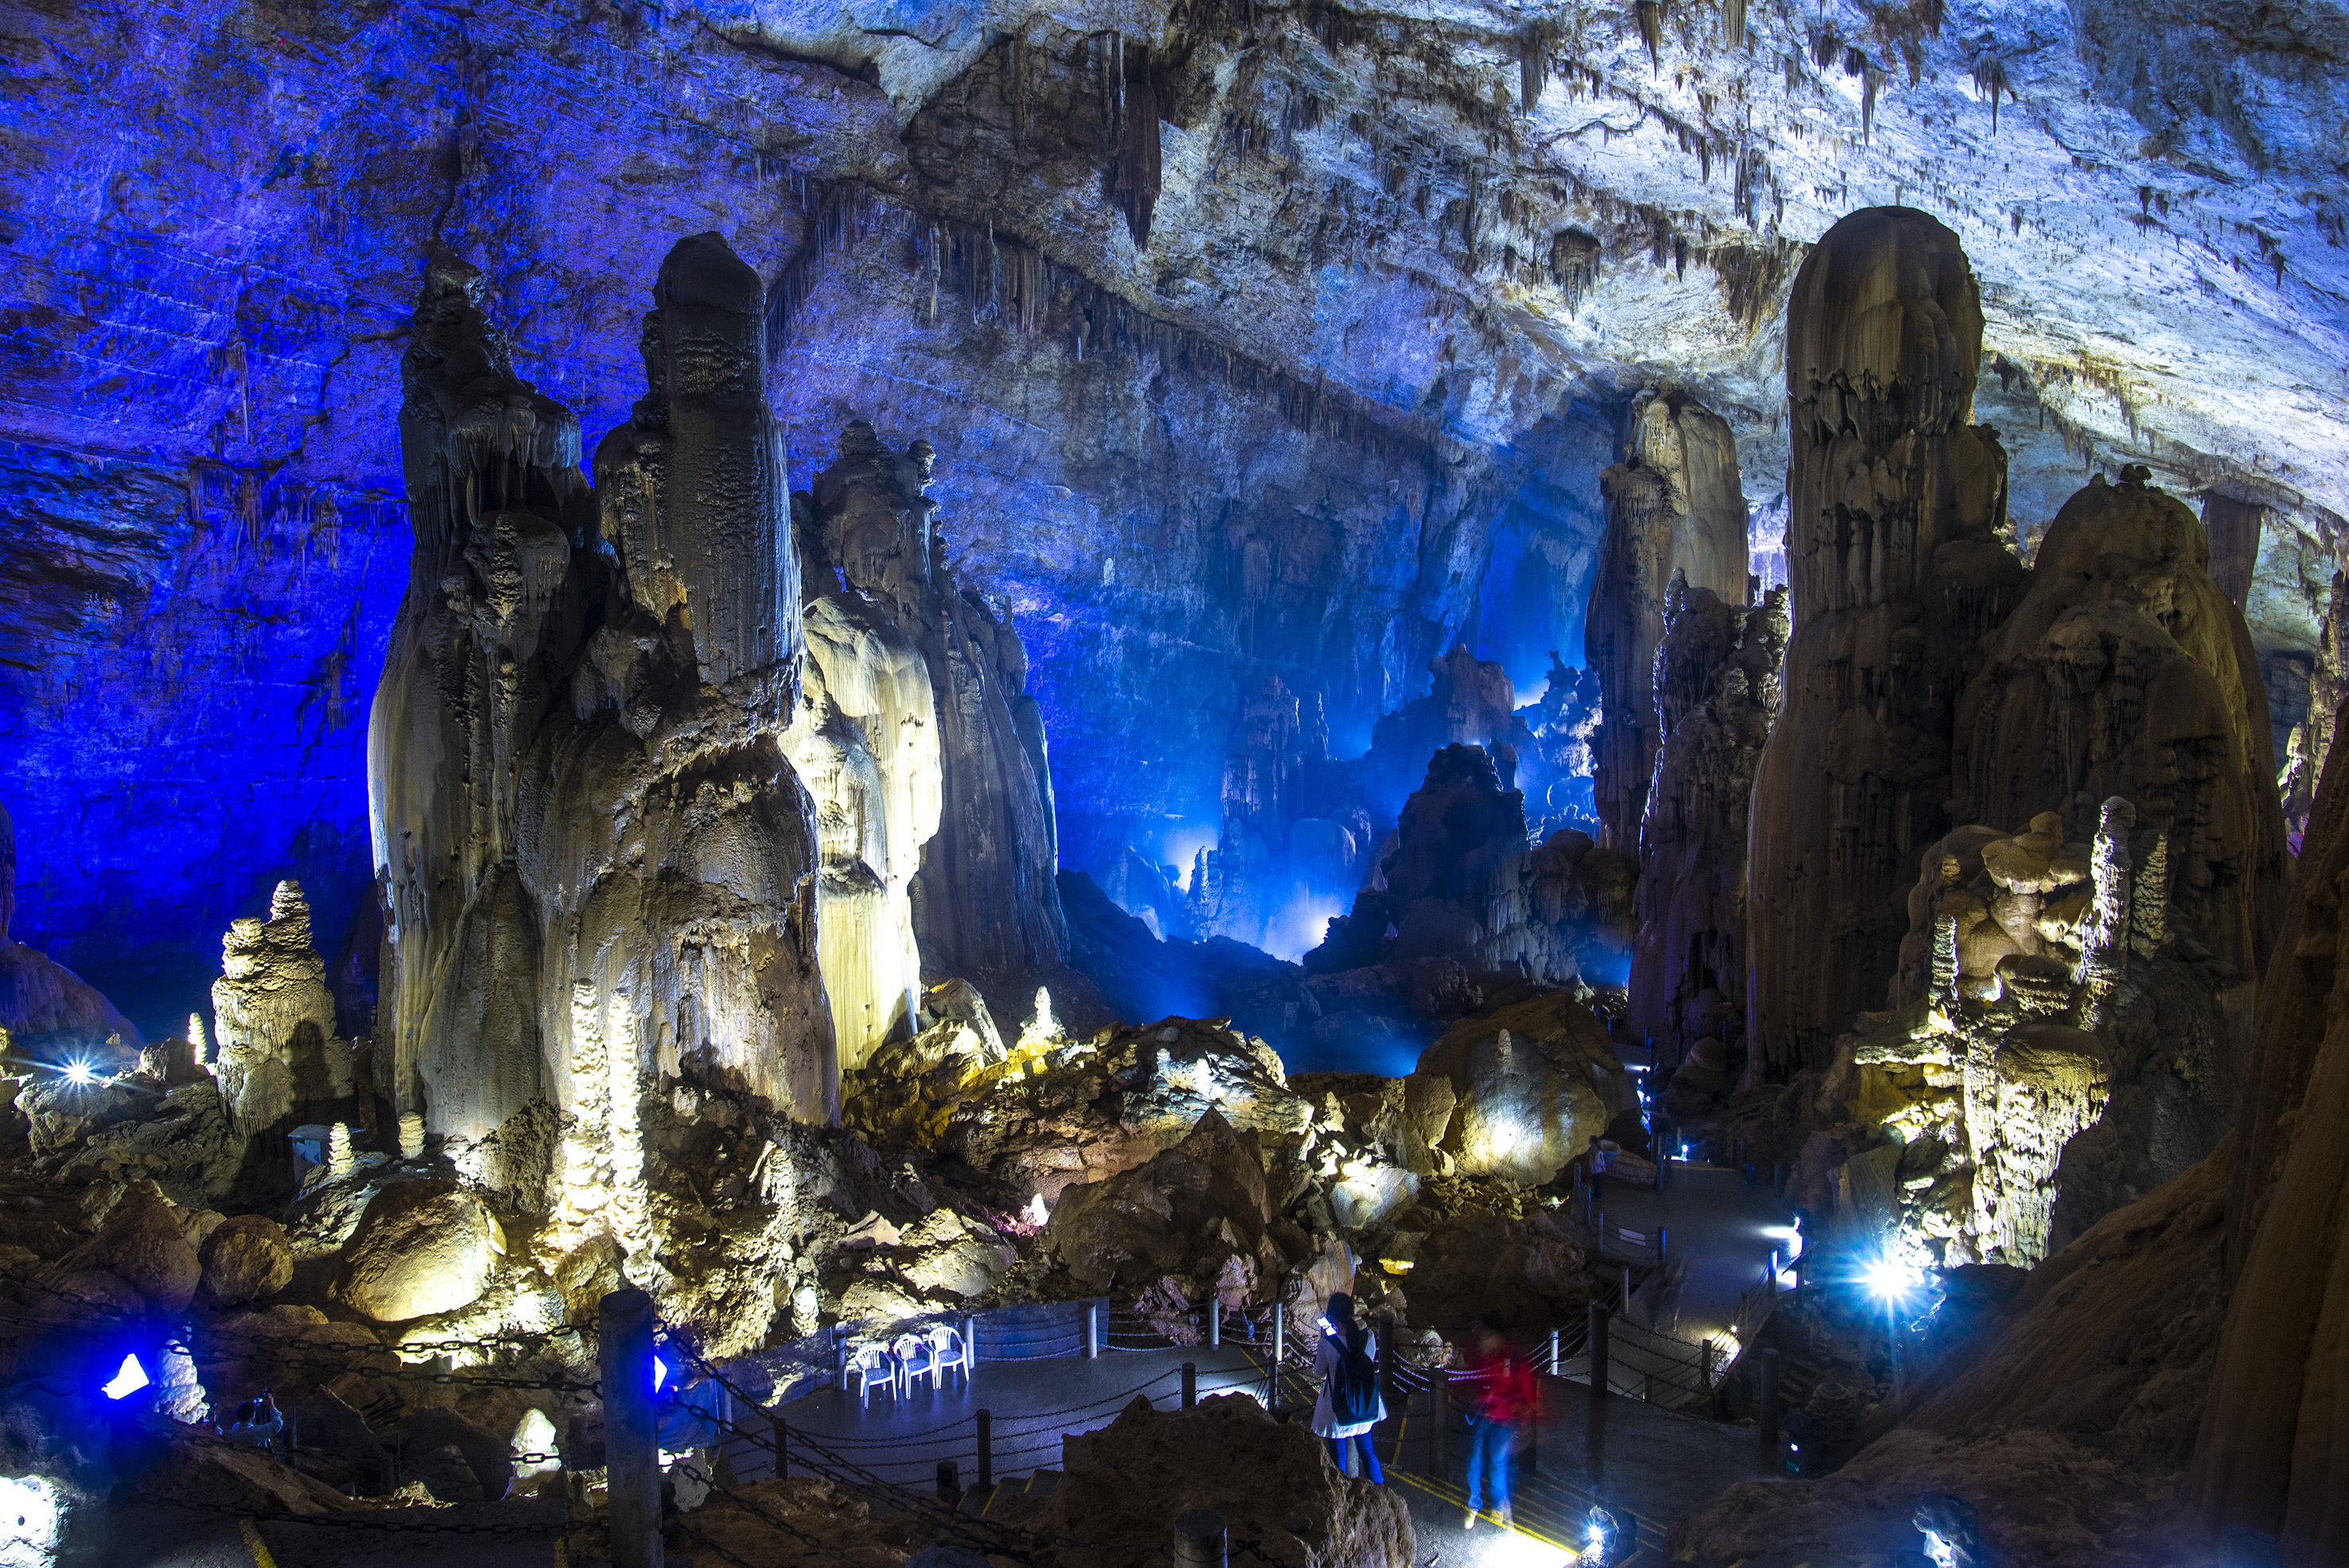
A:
102;1352;150;1400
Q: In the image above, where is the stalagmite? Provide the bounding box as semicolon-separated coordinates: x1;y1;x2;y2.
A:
1627;577;1787;1058
210;880;349;1137
1746;208;2021;1076
369;236;834;1205
1952;466;2285;983
1587;391;1750;850
802;422;1071;1010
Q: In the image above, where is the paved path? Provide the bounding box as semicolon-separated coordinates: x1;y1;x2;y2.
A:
1585;1166;1797;1346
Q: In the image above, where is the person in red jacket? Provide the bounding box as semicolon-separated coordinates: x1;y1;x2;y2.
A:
1461;1317;1539;1529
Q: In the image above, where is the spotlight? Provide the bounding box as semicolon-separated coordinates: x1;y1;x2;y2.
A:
653;1354;671;1393
64;1060;95;1087
102;1352;150;1400
1861;1255;1921;1305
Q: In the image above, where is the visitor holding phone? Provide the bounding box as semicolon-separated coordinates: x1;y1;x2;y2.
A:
1312;1292;1387;1482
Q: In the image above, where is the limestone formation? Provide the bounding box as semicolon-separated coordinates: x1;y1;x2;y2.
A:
0;797;144;1064
801;422;1069;1009
2278;568;2347;835
210;881;350;1137
333;1179;507;1323
1044;1108;1283;1298
1628;578;1788;1058
2193;671;2349;1550
1406;991;1634;1186
1822;803;2241;1266
1589;391;1752;849
1307;745;1631;989
368;239;834;1247
197;1215;294;1306
1747;208;2023;1076
783;591;943;1068
1953;466;2285;983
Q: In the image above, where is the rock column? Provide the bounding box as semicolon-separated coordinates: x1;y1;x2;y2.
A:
1744;208;2020;1077
1588;391;1751;850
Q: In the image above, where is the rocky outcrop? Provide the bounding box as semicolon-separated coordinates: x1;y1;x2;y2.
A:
0;796;143;1064
2192;667;2349;1550
1953;467;2285;986
211;880;350;1136
1589;391;1752;849
2279;570;2347;836
1746;208;2023;1077
1044;1109;1284;1300
1677;1153;2226;1566
368;239;834;1243
1306;745;1632;989
1383;1206;1596;1337
1820;803;2242;1266
801;422;1071;1013
784;591;943;1068
198;1214;294;1306
999;1394;1415;1568
1629;578;1787;1059
1406;991;1635;1187
333;1179;506;1324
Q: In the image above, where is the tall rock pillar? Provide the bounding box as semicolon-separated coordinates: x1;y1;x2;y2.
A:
1744;208;2020;1077
371;235;834;1233
1588;391;1750;850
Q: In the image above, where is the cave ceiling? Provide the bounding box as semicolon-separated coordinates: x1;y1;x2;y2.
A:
2;0;2344;1027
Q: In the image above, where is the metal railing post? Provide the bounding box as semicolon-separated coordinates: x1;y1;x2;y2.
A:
1549;1326;1561;1375
773;1409;788;1480
1208;1298;1222;1348
1759;1347;1782;1457
1658;1226;1668;1271
977;1409;992;1488
1182;1362;1197;1410
1086;1301;1102;1360
1432;1367;1449;1477
597;1288;663;1568
1589;1301;1612;1401
1268;1301;1285;1406
1174;1508;1229;1568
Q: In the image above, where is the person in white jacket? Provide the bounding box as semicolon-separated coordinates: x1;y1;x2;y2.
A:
1310;1292;1387;1482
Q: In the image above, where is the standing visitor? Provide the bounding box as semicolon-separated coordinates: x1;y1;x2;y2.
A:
1463;1317;1538;1530
1589;1137;1615;1202
1313;1292;1386;1482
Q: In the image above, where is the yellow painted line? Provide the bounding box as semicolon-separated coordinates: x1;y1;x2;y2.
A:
239;1519;278;1568
555;1535;569;1568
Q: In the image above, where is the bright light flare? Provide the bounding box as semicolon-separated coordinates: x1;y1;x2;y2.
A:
652;1355;671;1393
1480;1527;1569;1567
63;1060;96;1087
102;1352;150;1400
1861;1255;1921;1305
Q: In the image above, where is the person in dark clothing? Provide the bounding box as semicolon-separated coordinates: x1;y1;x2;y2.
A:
1311;1292;1386;1482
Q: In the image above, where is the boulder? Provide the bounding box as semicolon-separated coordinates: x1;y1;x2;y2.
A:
196;1305;400;1415
333;1180;505;1323
1408;991;1635;1185
199;1216;294;1305
1047;1110;1278;1297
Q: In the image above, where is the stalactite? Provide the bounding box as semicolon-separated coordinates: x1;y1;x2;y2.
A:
1635;0;1664;72
1721;0;1747;50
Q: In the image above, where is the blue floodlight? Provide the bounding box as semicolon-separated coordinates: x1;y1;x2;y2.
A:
1861;1254;1920;1305
64;1060;95;1087
653;1354;671;1392
102;1352;150;1400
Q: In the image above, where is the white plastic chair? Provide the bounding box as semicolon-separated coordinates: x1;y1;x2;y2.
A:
893;1332;938;1396
842;1344;897;1410
928;1321;971;1391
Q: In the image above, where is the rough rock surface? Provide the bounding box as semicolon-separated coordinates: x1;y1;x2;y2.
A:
210;879;350;1136
1045;1109;1280;1298
1677;1152;2226;1567
1383;1206;1596;1337
367;239;835;1269
1747;208;2024;1077
1629;579;1787;1059
1407;991;1635;1186
1001;1393;1414;1568
1953;467;2286;983
1588;391;1750;850
333;1180;506;1324
799;421;1076;1021
2192;670;2349;1550
197;1214;294;1306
